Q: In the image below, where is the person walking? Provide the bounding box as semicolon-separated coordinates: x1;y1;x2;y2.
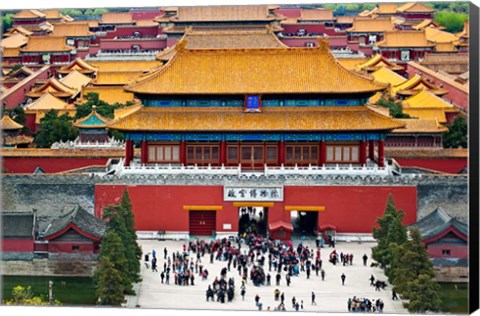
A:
160;271;165;283
292;296;296;309
370;274;376;286
255;294;260;307
267;273;271;286
392;289;399;300
241;287;246;300
164;247;168;259
311;291;316;305
321;269;325;281
286;274;291;286
280;292;285;304
341;273;346;286
274;288;280;301
362;254;368;266
276;273;281;286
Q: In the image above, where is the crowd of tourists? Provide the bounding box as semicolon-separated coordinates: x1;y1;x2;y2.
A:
347;297;385;313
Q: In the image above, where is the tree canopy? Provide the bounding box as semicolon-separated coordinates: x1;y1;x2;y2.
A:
3;285;61;306
443;116;468;148
377;97;411;119
35;110;79;148
435;11;468;33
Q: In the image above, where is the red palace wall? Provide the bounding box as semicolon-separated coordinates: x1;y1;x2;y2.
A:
94;185;417;234
100;39;166;50
2;239;34;252
275;9;301;18
107;26;160;37
47;242;95;253
427;244;468;259
2;157;109;173
395;158;467;174
2;66;50;109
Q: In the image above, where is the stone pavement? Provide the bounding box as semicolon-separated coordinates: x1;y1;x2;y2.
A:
127;239;408;313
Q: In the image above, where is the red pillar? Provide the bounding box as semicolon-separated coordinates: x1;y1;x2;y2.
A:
319;141;326;166
180;140;186;165
124;140;133;166
359;141;367;166
140;140;148;164
220;141;226;165
279;141;285;166
378;140;385;167
368;140;375;161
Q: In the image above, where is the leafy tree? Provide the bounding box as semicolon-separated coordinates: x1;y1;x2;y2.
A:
372;194;408;269
322;4;337;10
8;105;30;134
377;97;411;119
406;274;442;313
95;256;125;306
59;9;84;16
443;116;468;148
74;92;125;120
0;13;14;33
3;285;60;305
35;110;79;148
435;11;468;33
344;4;360;11
390;229;435;295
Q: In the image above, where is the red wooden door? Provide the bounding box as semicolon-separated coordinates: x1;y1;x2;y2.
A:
189;211;216;236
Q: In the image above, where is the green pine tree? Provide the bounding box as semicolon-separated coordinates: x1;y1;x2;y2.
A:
95;256;125;306
443;116;468;149
34;110;79;148
372;194;408;269
406;274;442;313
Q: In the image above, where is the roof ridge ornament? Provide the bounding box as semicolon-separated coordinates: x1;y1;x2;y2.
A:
176;38;187;52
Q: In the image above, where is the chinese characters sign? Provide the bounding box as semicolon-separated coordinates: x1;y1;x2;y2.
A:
224;187;283;201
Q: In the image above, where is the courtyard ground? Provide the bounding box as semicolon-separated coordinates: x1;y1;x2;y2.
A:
126;239;408;313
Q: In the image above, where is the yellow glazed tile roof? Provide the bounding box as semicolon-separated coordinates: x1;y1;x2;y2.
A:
171;5;283;22
355;54;403;72
412;19;437;30
60;70;92;91
113;104;144;120
377;4;398;14
336;16;355;24
100;13;133;24
108;106;404;132
93;72;144;86
135;19;159;27
299;9;334;21
26;77;77;98
12;10;46;19
402;108;447;124
0;33;28;48
347;17;396;33
407;61;468;94
42;9;62;20
434;42;457;52
20;36;74;53
81;86;135;104
89;61;162;72
0;115;23;130
370;67;407;86
1;47;21;57
127;41;386;95
52;23;94;37
4;26;33;37
392;118;448;133
402;90;457;110
58;58;97;74
24;92;75;110
336;58;369;70
396;2;436;13
376;31;434;48
392;74;447;96
425;27;457;43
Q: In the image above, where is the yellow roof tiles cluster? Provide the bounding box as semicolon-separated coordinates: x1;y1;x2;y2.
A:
402;108;447;123
336;58;369;70
89;60;161;72
0;115;23;130
1;33;28;48
127;42;386;95
377;31;434;48
4;26;33;37
58;58;97;75
336;16;355;24
108;106;404;132
100;12;134;24
113;103;143;120
396;2;436;13
19;36;74;52
299;9;334;21
156;28;286;61
392;74;448;96
1;47;20;57
81;86;135;104
93;72;144;86
12;10;46;19
402;90;457;111
42;9;62;20
347;17;395;33
24;91;75;110
26;77;77;98
392;118;448;134
52;23;93;37
370;67;407;86
377;3;398;15
170;5;284;22
425;27;458;43
355;54;403;72
60;70;92;91
412;19;438;30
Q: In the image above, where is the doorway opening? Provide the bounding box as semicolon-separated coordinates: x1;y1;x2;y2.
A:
291;211;319;237
238;207;268;237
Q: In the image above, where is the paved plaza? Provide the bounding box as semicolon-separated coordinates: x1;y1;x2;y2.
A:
127;239;408;313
